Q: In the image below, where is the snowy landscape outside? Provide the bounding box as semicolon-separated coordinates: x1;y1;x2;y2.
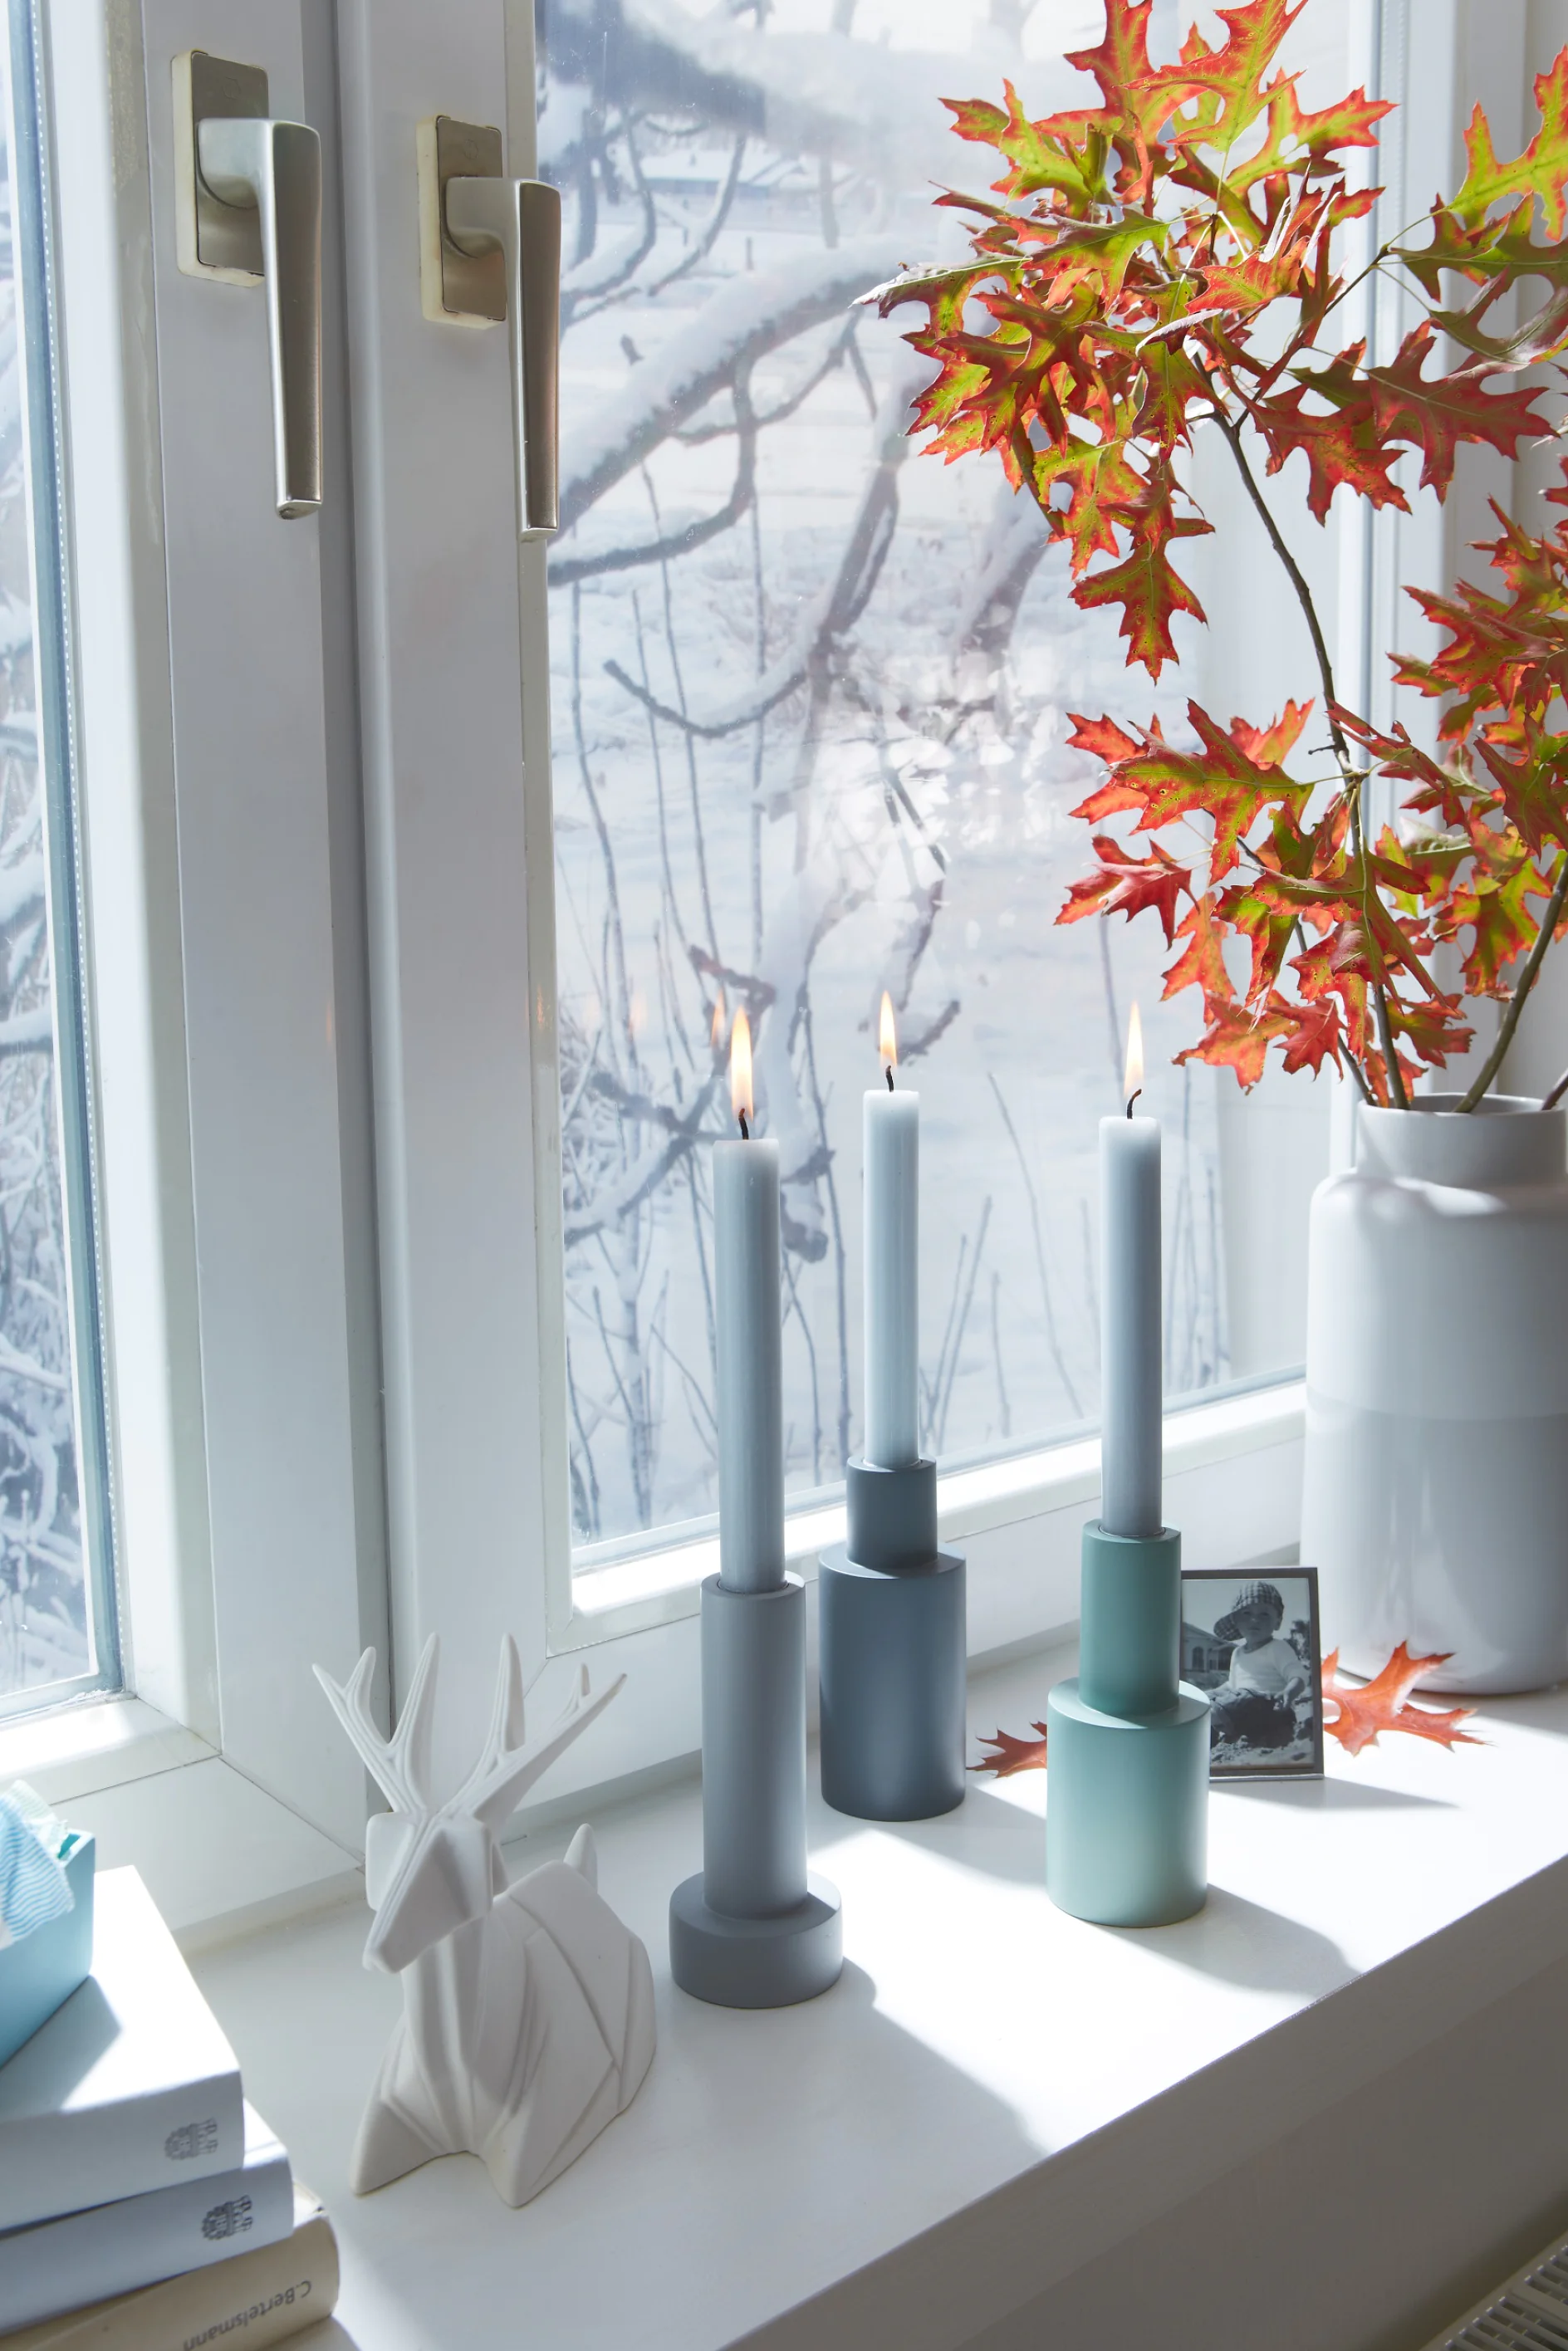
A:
538;0;1315;1561
0;63;96;1703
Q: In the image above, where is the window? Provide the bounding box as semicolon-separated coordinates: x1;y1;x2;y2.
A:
0;0;115;1719
539;0;1338;1570
11;0;1406;1828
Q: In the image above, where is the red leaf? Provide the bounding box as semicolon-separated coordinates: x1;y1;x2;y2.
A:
1073;475;1212;678
1322;1646;1483;1756
1277;993;1345;1075
1059;835;1193;944
1230;697;1312;766
1066;711;1144;766
1176;988;1301;1086
1365;322;1552;497
1448;49;1568;238
969;1722;1050;1776
1163;899;1232;1001
1253;345;1409;521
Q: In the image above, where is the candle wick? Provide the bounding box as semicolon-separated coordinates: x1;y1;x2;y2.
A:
884;1064;894;1093
1125;1089;1142;1118
738;1109;750;1141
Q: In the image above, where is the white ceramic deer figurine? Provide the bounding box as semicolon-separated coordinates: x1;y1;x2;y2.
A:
315;1635;655;2207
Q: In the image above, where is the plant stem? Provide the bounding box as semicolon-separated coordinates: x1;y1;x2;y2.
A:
1456;850;1568;1111
1203;390;1347;761
1203;382;1409;1107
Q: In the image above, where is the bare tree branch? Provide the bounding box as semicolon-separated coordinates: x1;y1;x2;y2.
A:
556;236;903;531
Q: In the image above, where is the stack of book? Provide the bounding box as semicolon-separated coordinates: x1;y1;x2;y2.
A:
0;1868;339;2350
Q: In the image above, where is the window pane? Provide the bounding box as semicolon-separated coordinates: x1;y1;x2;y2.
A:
541;0;1331;1559
0;2;115;1710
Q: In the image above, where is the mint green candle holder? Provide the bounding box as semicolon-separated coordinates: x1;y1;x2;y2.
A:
1045;1522;1209;1927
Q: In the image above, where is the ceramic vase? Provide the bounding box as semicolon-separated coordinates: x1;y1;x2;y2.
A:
1301;1094;1568;1694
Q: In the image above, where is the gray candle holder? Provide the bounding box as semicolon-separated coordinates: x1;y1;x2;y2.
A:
818;1459;966;1821
669;1573;843;2007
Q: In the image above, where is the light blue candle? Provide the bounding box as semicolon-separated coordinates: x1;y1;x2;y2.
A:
1100;1006;1163;1538
864;994;919;1468
716;1011;785;1592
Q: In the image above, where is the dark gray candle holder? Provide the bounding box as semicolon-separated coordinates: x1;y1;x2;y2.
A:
669;1573;843;2007
818;1459;966;1821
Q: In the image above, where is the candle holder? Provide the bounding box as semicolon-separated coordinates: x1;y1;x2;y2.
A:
818;1459;966;1820
1044;1521;1209;1926
669;1573;843;2007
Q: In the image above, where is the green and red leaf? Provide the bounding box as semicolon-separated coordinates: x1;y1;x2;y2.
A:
1059;834;1193;943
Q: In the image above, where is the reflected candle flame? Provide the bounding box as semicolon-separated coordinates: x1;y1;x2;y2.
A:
880;991;898;1073
730;1008;754;1135
711;987;726;1049
1125;1001;1144;1113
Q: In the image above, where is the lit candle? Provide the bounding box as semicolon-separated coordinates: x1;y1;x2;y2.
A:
864;992;919;1468
1100;1003;1162;1538
715;1010;784;1592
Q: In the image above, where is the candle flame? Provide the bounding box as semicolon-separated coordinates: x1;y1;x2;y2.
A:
1124;1001;1144;1102
730;1007;754;1129
710;987;726;1049
879;990;898;1069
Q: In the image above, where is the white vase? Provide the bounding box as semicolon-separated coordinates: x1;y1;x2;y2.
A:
1301;1093;1568;1694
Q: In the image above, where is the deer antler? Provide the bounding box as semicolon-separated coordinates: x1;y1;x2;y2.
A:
314;1637;441;1813
453;1638;626;1833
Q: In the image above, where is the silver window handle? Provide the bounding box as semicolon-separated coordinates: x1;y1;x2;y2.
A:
442;174;561;538
196;119;322;519
174;52;322;520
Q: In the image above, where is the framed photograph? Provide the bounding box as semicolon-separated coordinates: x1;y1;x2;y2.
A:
1179;1568;1325;1779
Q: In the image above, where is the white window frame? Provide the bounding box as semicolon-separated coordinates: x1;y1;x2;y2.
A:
4;0;386;1866
7;0;1545;1921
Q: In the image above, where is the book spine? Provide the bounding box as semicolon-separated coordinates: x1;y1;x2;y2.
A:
2;2210;339;2351
0;2140;293;2333
0;2074;246;2234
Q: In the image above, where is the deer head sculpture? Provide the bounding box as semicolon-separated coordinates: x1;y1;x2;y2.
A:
315;1635;656;2207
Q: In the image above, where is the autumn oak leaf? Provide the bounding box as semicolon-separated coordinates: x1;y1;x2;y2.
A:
1365;323;1552;497
1322;1646;1483;1756
970;1722;1049;1776
1058;835;1192;943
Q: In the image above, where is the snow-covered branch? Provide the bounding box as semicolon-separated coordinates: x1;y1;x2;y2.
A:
556;236;903;533
551;371;760;587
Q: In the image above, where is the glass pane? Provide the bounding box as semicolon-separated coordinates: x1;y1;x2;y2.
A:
541;0;1335;1560
0;2;115;1709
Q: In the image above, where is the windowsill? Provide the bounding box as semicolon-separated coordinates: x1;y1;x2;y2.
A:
0;1692;360;1956
184;1642;1568;2351
564;1377;1306;1643
0;1690;211;1803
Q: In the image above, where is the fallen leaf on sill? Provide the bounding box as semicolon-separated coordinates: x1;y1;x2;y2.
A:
1323;1644;1484;1757
970;1722;1049;1777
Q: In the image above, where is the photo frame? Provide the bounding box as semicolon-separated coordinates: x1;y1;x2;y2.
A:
1179;1567;1325;1779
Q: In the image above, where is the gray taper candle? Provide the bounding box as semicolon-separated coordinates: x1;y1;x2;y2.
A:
669;1013;841;2007
714;1134;785;1593
1100;1003;1162;1538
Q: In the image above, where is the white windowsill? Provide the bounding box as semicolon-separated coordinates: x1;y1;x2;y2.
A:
184;1643;1568;2351
0;1382;1305;1947
566;1377;1306;1639
0;1692;360;1955
0;1691;211;1803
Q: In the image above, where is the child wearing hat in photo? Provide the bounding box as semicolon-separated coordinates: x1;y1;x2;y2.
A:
1210;1580;1309;1753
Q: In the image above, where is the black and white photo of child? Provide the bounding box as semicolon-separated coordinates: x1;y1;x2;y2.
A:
1179;1570;1325;1776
